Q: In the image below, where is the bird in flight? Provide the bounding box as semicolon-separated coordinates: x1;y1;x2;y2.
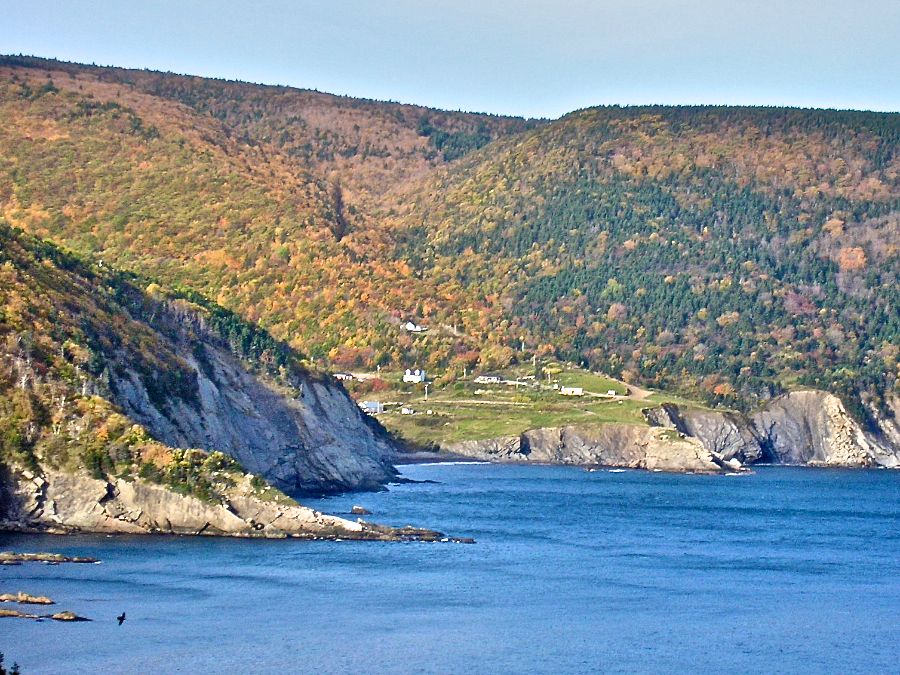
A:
117;612;126;625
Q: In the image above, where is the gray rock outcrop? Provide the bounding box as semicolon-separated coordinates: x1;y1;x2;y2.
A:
445;390;900;473
644;403;765;464
647;390;900;469
445;424;733;473
89;289;402;496
749;391;899;467
0;468;445;541
110;341;397;495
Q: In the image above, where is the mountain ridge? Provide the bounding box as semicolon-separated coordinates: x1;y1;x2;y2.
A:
1;55;899;425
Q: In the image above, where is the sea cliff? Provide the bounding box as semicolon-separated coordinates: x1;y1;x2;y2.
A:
0;467;445;541
443;391;900;472
107;304;398;496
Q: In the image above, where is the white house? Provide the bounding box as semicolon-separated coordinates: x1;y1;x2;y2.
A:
403;368;426;383
333;372;355;381
560;387;584;396
402;321;427;333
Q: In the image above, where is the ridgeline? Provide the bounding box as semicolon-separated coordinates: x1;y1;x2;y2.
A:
1;55;899;424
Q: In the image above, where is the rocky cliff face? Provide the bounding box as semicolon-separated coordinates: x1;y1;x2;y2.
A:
749;391;899;468
109;337;397;496
649;391;900;468
0;225;400;502
0;467;444;541
446;424;738;473
445;390;900;472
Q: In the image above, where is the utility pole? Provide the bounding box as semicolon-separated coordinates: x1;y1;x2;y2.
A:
424;384;429;401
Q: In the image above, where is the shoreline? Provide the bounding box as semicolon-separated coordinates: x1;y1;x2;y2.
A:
394;450;475;465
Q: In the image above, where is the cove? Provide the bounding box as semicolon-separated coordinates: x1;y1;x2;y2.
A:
2;464;899;675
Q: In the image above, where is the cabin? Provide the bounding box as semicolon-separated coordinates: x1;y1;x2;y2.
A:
474;374;503;384
359;401;385;415
606;389;618;397
402;321;427;333
403;368;426;383
333;372;355;381
560;387;584;396
401;407;416;415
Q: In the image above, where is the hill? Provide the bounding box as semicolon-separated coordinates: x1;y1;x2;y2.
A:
393;105;900;415
0;55;536;368
1;56;899;425
0;222;398;503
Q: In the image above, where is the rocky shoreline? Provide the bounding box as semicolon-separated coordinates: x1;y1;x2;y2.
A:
442;390;900;473
0;470;467;542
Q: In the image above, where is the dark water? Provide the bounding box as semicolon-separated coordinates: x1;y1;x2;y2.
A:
2;464;899;675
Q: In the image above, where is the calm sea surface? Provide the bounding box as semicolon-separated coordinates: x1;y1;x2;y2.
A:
2;464;899;675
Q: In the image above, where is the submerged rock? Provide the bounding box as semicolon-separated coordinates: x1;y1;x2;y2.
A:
0;608;90;621
50;610;91;622
0;552;98;565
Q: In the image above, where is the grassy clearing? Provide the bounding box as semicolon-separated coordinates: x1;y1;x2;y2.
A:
555;371;628;395
360;366;694;447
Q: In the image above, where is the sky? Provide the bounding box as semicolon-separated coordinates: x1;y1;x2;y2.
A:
2;0;899;119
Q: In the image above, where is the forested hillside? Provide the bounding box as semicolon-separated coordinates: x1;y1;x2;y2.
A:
0;221;256;497
0;56;534;369
2;56;899;417
396;106;900;413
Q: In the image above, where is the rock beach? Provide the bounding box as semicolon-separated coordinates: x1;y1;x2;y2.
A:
0;472;450;541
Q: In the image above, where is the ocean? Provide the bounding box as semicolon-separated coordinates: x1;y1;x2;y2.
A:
2;464;899;674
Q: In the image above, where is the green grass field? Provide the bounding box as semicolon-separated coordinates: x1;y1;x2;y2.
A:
554;371;628;395
361;366;697;448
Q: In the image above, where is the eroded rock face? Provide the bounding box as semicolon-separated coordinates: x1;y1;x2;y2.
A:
110;343;397;495
750;391;898;468
445;424;729;473
0;469;444;541
645;391;900;469
646;404;766;465
446;390;900;473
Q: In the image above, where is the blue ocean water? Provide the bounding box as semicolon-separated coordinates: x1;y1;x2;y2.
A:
2;464;899;675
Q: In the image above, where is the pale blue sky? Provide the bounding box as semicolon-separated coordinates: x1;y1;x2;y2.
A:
2;0;898;118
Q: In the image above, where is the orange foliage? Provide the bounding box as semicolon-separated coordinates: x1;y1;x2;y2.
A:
837;247;867;272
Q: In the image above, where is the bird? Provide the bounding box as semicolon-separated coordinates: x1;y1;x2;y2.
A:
117;612;126;625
